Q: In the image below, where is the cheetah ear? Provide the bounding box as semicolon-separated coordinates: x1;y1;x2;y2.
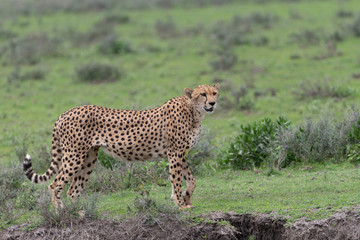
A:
184;88;193;99
214;83;220;90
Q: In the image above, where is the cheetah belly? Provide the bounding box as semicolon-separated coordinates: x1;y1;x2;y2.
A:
101;147;126;162
101;137;169;162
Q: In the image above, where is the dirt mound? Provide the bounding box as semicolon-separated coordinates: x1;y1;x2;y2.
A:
0;214;238;240
2;210;360;240
204;211;286;240
284;210;360;240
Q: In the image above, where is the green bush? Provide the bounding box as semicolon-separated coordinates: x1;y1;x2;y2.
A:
94;14;130;29
352;14;360;37
98;35;133;55
219;116;291;170
210;50;237;71
347;144;360;165
154;18;178;39
186;127;216;175
295;80;352;100
220;109;360;171
279;116;349;164
20;68;46;81
36;191;99;227
6;34;61;65
75;62;122;83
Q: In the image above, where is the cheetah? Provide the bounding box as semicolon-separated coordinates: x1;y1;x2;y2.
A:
23;84;220;210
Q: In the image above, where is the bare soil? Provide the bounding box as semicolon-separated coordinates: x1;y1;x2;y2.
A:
2;210;360;240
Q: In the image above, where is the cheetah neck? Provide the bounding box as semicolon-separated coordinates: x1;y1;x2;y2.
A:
188;102;205;129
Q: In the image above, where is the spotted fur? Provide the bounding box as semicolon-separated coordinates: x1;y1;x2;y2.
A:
23;84;220;210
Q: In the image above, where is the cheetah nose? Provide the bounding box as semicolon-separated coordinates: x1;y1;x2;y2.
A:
209;102;216;106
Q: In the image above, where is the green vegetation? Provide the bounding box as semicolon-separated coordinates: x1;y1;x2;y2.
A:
219;109;360;171
1;0;360;232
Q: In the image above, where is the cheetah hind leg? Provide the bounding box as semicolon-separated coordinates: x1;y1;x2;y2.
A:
66;148;99;218
48;172;65;213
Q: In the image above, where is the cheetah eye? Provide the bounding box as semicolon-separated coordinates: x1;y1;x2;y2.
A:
200;93;206;97
213;92;217;96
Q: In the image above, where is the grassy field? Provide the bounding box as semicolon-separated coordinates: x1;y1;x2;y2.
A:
1;0;360;231
98;163;360;222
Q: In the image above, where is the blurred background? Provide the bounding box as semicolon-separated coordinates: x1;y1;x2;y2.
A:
0;0;360;164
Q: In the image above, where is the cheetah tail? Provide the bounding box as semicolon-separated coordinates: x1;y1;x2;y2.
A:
23;154;59;184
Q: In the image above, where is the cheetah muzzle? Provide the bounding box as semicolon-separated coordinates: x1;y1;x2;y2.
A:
23;84;220;210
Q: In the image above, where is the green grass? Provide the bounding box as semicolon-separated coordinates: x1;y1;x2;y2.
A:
98;163;360;223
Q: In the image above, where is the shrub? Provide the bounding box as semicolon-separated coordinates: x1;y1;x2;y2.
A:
352;14;360;37
211;20;250;50
75;62;122;83
0;185;19;228
336;10;353;18
6;34;61;65
0;162;24;193
98;35;133;55
0;29;17;40
94;14;130;28
66;24;115;47
290;29;322;47
186;127;216;175
210;50;237;71
20;68;47;81
219;116;291;170
347;144;360;165
295;80;352;100
7;67;47;84
91;152;169;192
86;163;128;193
280;116;349;164
36;191;100;227
211;80;256;112
128;194;182;227
211;13;275;50
154;18;178;39
347;111;360;144
0;162;27;228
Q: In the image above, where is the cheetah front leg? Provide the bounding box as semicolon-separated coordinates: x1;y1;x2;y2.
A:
167;149;192;209
182;160;196;207
167;148;185;207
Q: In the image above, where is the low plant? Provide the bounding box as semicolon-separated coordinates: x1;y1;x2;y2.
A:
290;29;322;47
0;29;17;40
295;80;352;100
186;127;216;175
94;14;130;29
219;116;291;170
336;10;353;18
36;191;100;227
212;80;256;112
347;144;360;165
20;68;46;81
154;18;178;39
91;152;168;192
210;50;237;71
352;14;360;37
279;116;348;164
98;35;133;55
220;108;360;171
128;193;183;227
75;62;122;83
5;34;61;65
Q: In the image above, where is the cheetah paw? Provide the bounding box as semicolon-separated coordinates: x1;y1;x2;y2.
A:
179;205;195;210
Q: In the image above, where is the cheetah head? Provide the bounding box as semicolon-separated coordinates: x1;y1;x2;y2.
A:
184;83;220;113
